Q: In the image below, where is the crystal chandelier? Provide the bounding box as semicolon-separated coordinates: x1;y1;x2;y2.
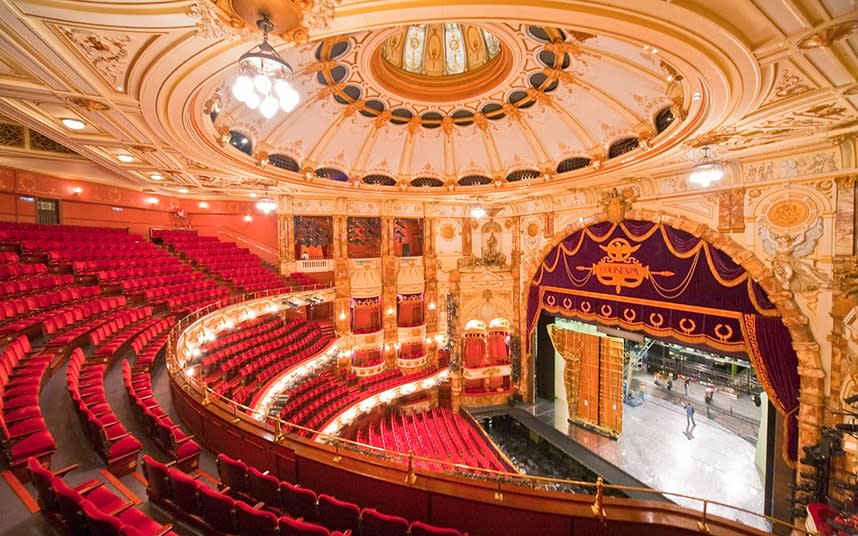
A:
256;192;277;214
231;15;300;119
688;145;725;187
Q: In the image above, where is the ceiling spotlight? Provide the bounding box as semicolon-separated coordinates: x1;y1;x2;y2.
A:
688;145;725;187
231;15;299;118
149;172;163;181
61;117;86;130
117;154;134;163
470;204;486;219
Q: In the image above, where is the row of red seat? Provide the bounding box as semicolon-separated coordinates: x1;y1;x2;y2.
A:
362;408;507;474
0;261;48;280
118;269;201;293
145;455;348;536
0;336;56;480
66;348;143;476
0;285;102;332
122;360;201;472
130;317;174;371
44;296;128;346
143;279;220;304
28;457;175;536
165;287;230;313
201;318;304;373
0;273;74;299
215;453;463;536
154;230;295;295
90;307;163;358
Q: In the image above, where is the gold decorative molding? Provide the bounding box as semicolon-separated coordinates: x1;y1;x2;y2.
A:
797;20;858;49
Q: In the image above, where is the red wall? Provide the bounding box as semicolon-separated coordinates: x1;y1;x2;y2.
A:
0;166;279;263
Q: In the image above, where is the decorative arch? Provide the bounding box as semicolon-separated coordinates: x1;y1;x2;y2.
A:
521;208;823;464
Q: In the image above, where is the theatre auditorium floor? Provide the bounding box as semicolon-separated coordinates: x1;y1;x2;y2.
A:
508;374;768;531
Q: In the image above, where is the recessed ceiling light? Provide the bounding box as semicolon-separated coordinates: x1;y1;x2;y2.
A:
61;117;86;130
149;173;163;181
117;154;134;163
178;187;188;194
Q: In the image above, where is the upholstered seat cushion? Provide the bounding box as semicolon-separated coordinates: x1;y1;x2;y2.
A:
360;508;409;536
7;431;55;461
106;435;142;460
278;515;330;536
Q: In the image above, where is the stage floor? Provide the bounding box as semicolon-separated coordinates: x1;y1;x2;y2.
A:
518;374;768;531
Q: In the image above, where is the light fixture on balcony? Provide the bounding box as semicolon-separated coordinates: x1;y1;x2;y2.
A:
688;145;725;187
256;190;277;214
470;203;486;219
231;15;299;119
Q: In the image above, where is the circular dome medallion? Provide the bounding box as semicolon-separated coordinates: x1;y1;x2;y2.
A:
370;23;514;103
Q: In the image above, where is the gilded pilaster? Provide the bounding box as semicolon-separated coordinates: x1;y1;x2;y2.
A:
333;215;351;337
381;216;398;367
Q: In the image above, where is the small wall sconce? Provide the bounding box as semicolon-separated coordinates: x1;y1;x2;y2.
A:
71;186;82;196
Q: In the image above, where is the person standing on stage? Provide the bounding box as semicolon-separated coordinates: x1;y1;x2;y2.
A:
683;401;696;434
684;377;690;396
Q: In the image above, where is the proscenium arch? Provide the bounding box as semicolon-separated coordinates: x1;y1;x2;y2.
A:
520;208;823;468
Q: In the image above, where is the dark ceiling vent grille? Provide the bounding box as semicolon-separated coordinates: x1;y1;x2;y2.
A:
269;154;300;172
363;174;396;186
556;157;591;173
411;177;444;188
0;123;25;148
608;137;640;159
655;107;675;134
315;167;349;182
505;169;540;182
30;131;76;154
458;175;492;186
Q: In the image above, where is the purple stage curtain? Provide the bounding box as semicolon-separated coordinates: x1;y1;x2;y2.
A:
743;314;800;460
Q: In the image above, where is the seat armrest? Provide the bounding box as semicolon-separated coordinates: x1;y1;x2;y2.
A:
52;463;80;478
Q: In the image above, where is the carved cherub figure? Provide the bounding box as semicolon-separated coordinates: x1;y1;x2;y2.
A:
758;216;831;292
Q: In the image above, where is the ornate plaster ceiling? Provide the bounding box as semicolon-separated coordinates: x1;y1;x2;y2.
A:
0;0;854;203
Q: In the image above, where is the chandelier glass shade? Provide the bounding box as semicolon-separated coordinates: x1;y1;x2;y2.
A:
688;146;724;187
231;16;299;119
470;204;487;219
256;195;277;214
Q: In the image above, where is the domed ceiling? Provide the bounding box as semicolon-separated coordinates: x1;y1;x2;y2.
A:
0;0;855;202
205;22;686;192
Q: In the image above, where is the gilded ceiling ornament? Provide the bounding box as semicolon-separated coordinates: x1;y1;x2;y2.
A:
66;97;109;112
758;216;831;292
441;116;454;134
473;113;488;131
188;0;247;40
61;27;130;84
797;20;858;49
598;187;637;223
773;69;811;98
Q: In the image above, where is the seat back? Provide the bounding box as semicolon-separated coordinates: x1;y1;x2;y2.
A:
167;468;202;517
235;500;278;536
409;520;463;536
281;481;318;521
248;466;281;510
142;455;173;505
317;494;360;534
52;478;90;536
216;453;249;494
26;457;59;515
81;499;123;536
278;515;330;536
199;484;237;534
360;508;409;536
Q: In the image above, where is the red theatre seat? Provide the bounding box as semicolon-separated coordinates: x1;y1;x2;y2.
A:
235;500;279;536
317;494;360;535
409;521;464;536
359;507;409;536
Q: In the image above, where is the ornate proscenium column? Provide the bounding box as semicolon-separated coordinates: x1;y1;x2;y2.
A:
424;216;440;364
547;324;583;422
